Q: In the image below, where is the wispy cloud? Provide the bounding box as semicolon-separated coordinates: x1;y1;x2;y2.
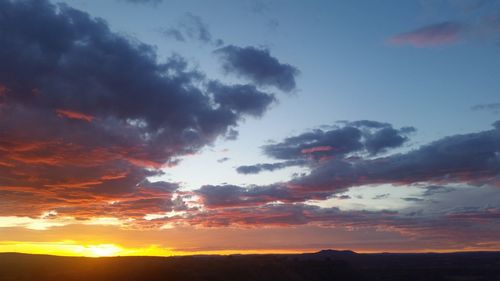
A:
472;102;500;113
388;21;465;47
161;13;223;46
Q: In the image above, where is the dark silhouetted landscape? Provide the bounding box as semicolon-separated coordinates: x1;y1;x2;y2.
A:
1;250;499;281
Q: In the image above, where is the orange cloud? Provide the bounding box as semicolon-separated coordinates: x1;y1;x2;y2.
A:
56;109;94;122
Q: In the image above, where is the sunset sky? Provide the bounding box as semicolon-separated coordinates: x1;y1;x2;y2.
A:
1;0;499;257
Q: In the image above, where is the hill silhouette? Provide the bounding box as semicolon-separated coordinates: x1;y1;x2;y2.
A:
0;250;499;281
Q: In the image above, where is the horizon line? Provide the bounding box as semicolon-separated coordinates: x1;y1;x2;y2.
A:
2;249;500;259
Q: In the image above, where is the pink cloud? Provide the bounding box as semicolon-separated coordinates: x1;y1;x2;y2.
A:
389;21;465;47
301;146;334;154
56;109;94;122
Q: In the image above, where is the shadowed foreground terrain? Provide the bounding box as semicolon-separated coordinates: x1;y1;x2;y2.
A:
0;250;499;281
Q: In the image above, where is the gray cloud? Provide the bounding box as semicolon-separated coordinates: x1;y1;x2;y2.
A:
196;184;294;208
236;121;414;175
388;6;500;49
214;45;299;92
236;159;306;174
402;197;425;202
373;194;390;200
421;185;455;196
0;0;283;221
222;121;500;207
217;157;230;163
161;13;223;46
264;121;414;161
472;102;500;114
189;184;500;248
208;81;276;117
292;121;500;195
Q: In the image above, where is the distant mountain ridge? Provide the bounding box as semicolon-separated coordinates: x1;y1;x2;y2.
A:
1;250;499;281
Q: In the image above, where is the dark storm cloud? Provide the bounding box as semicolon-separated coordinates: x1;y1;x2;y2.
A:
0;0;277;221
207;81;276;117
214;45;299;92
236;159;306;174
389;21;466;47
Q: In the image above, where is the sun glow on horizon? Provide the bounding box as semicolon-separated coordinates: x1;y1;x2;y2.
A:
1;240;496;258
85;244;123;257
0;241;317;257
0;241;179;257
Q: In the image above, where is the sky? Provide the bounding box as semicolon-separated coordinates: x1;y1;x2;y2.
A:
0;0;499;257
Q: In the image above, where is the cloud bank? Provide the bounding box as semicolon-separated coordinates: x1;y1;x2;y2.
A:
0;0;290;224
215;45;299;92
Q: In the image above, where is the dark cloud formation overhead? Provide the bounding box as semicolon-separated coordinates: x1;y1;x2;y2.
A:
207;81;276;117
291;121;500;194
263;121;414;160
223;121;500;208
236;121;414;175
236;160;306;174
0;0;285;221
215;45;299;92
